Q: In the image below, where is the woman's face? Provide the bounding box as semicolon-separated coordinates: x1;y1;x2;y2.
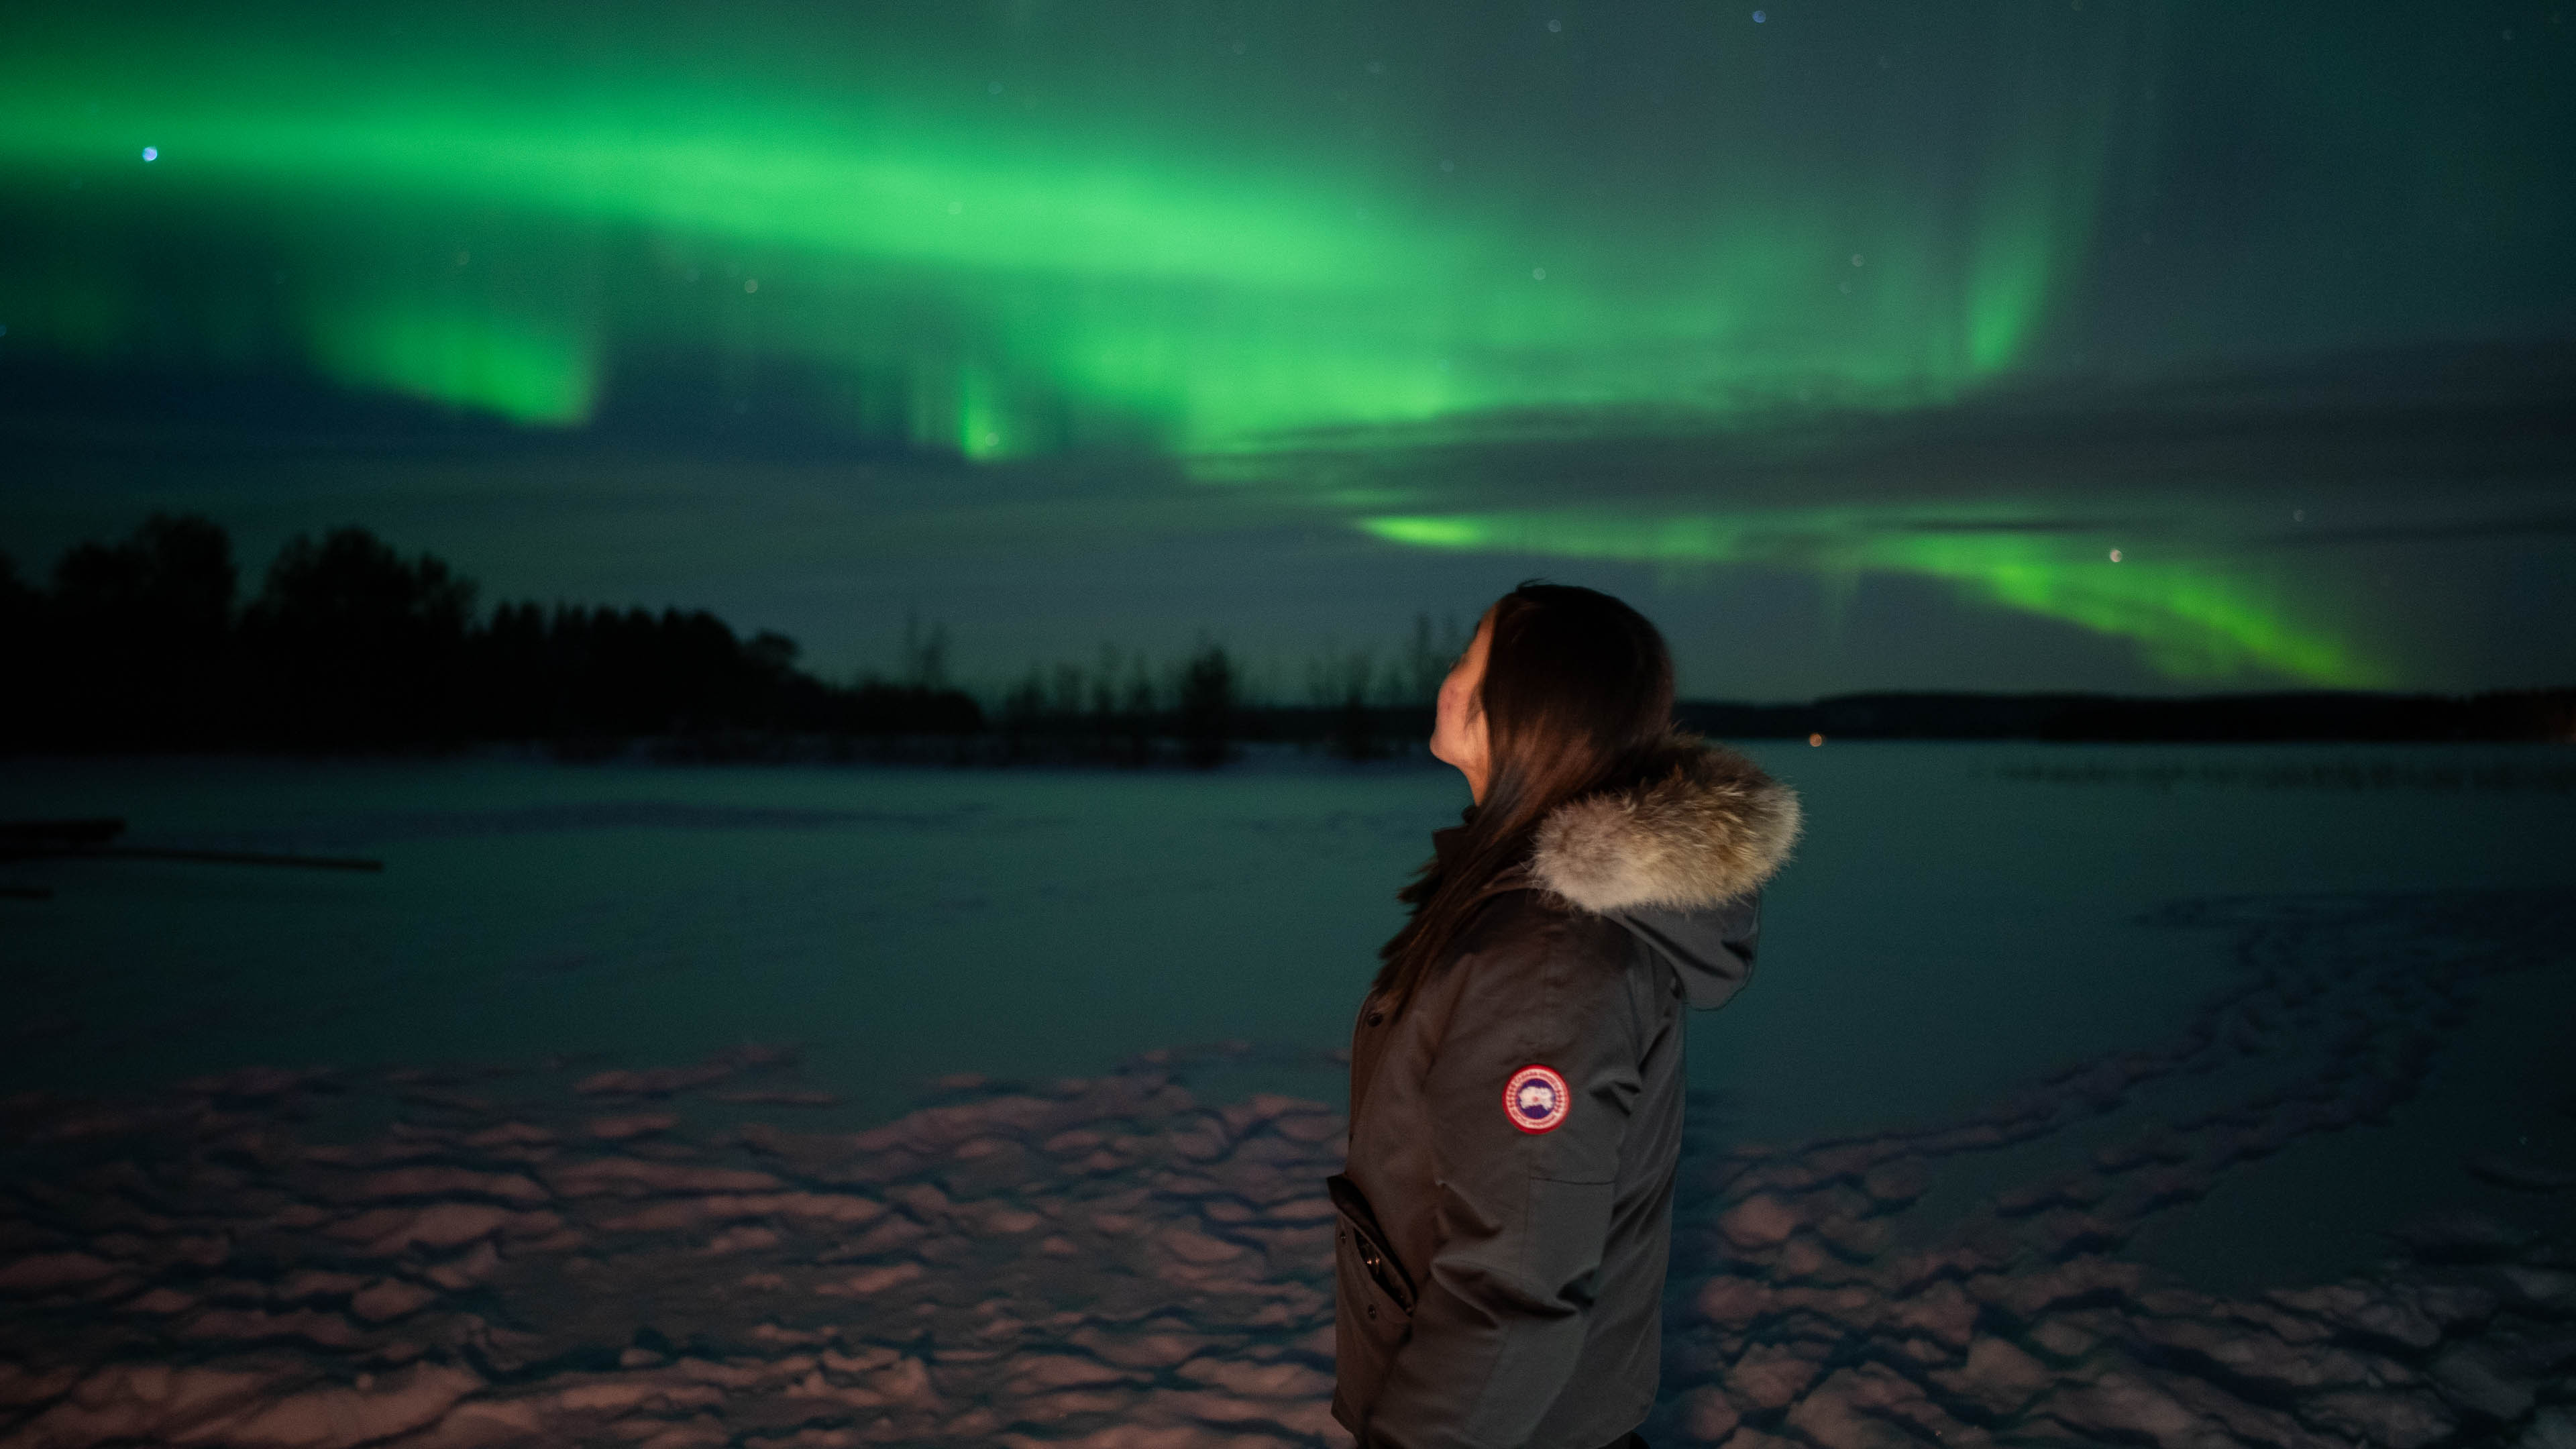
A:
1430;612;1493;802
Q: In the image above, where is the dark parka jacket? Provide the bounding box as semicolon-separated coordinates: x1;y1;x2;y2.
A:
1332;737;1801;1449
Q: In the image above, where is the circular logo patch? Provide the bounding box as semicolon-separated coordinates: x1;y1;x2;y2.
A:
1503;1065;1570;1134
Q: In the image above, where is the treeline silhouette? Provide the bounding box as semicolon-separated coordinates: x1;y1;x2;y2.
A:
993;614;1464;767
1;515;1462;763
1;515;982;755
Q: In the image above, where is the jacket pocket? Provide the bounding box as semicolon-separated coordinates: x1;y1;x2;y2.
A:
1328;1173;1415;1316
1328;1171;1414;1416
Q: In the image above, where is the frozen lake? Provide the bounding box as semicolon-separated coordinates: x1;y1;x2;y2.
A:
5;743;2572;1287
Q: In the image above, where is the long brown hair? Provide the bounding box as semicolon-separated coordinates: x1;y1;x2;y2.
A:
1373;582;1676;1012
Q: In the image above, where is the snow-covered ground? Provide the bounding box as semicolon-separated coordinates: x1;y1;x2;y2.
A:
3;747;2570;1448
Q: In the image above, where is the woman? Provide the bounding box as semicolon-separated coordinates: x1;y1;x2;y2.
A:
1331;583;1801;1449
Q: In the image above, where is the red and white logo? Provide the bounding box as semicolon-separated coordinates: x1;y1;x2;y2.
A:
1503;1065;1570;1134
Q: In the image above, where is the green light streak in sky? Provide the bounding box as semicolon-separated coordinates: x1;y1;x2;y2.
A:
305;302;596;426
0;10;2131;451
1356;510;2388;688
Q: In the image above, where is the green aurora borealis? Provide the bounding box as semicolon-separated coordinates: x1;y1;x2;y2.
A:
4;2;2571;692
1356;509;2378;688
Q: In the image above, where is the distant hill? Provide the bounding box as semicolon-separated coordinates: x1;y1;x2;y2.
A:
1678;690;2575;744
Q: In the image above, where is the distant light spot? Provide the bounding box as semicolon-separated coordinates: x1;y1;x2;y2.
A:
1850;253;1864;266
140;146;158;162
948;200;963;215
1440;158;1455;172
743;278;758;293
987;80;1003;95
2108;548;2123;562
1547;17;1562;31
1532;266;1547;280
1752;9;1767;21
1808;733;1825;747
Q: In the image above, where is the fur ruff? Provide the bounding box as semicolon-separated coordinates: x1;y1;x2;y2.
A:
1529;735;1802;914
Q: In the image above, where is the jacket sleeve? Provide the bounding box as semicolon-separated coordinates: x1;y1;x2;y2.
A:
1363;912;1643;1449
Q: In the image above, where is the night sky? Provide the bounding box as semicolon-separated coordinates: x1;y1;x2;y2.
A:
3;1;2571;698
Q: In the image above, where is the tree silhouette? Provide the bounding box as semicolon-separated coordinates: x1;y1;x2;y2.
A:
40;514;238;747
1177;641;1237;768
239;527;475;747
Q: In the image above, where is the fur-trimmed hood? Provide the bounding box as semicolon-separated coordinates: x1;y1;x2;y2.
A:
1526;735;1799;1012
1531;734;1801;914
